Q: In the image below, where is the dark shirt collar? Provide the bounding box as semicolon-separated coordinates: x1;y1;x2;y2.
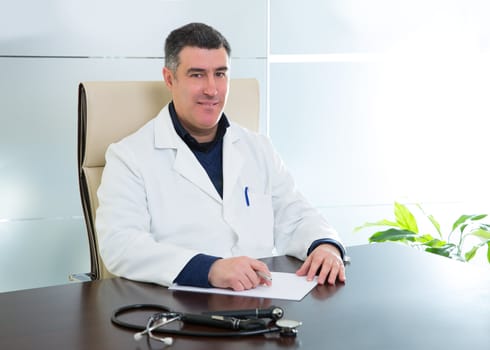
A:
169;101;229;152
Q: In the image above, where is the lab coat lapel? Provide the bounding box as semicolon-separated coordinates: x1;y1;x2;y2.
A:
154;106;222;203
222;126;244;202
173;145;222;202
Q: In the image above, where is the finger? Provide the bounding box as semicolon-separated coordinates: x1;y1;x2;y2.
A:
250;259;272;286
250;259;271;274
296;256;312;276
244;269;261;289
239;272;255;290
231;280;245;291
326;262;340;285
337;263;346;283
306;258;322;282
255;271;272;286
316;259;333;285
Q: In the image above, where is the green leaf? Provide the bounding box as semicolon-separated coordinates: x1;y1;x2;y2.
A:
394;202;419;233
480;223;490;230
354;219;400;232
414;234;436;244
465;246;479;261
464;240;490;262
425;244;458;259
487;242;490;263
452;214;488;231
422;238;448;248
369;228;418;243
467;229;490;241
415;203;442;238
427;214;442;237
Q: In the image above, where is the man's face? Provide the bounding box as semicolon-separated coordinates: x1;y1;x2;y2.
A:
163;46;230;142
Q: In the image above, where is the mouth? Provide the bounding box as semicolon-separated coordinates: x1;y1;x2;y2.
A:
197;100;220;107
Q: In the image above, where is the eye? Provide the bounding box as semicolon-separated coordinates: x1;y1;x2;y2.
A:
216;71;227;78
190;73;203;78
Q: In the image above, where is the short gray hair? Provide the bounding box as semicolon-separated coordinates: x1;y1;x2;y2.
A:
164;22;231;73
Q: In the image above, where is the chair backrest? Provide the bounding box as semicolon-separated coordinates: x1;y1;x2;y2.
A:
78;79;260;280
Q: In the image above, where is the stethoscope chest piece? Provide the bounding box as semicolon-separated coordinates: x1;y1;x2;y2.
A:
275;319;302;337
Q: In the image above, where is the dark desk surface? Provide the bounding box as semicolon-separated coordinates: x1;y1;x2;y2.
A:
1;244;488;350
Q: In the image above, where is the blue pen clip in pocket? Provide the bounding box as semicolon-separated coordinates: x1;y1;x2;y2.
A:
244;186;250;207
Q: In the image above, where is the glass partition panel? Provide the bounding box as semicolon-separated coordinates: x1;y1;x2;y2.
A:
0;218;89;293
0;57;163;219
0;0;267;57
269;60;490;207
270;0;481;54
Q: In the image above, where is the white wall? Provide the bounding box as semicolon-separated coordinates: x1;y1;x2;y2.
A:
1;0;488;292
269;0;490;249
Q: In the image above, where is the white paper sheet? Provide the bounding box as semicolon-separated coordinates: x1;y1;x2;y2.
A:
169;272;317;301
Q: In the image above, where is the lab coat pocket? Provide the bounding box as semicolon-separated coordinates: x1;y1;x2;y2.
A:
235;191;274;256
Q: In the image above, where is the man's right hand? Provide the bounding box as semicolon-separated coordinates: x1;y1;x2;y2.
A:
208;256;272;291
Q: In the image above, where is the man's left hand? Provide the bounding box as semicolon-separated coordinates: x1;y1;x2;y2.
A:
296;244;346;285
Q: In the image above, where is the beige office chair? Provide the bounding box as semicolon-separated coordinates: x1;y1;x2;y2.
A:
77;79;260;280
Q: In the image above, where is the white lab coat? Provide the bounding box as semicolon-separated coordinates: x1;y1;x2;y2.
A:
96;104;342;286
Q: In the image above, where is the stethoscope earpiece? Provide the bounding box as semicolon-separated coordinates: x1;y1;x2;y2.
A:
160;337;174;346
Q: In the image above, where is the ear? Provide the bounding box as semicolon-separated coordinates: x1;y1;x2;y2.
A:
163;67;174;89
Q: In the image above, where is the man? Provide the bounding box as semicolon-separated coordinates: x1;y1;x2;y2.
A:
96;23;346;291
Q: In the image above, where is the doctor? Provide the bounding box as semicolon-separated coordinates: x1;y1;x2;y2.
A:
96;22;346;291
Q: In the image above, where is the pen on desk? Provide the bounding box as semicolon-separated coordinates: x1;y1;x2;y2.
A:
256;270;272;281
244;186;250;207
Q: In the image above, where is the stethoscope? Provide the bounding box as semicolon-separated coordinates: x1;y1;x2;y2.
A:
112;304;302;346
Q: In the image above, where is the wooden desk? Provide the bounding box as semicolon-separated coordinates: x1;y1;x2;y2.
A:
1;244;488;349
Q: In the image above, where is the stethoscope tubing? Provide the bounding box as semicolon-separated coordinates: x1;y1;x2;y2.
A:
111;303;280;338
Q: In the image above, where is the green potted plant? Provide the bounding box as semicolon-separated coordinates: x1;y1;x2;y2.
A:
355;202;490;263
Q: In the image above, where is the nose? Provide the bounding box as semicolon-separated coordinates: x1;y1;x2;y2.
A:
203;76;218;97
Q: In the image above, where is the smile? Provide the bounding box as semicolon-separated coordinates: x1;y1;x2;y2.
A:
197;101;219;106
